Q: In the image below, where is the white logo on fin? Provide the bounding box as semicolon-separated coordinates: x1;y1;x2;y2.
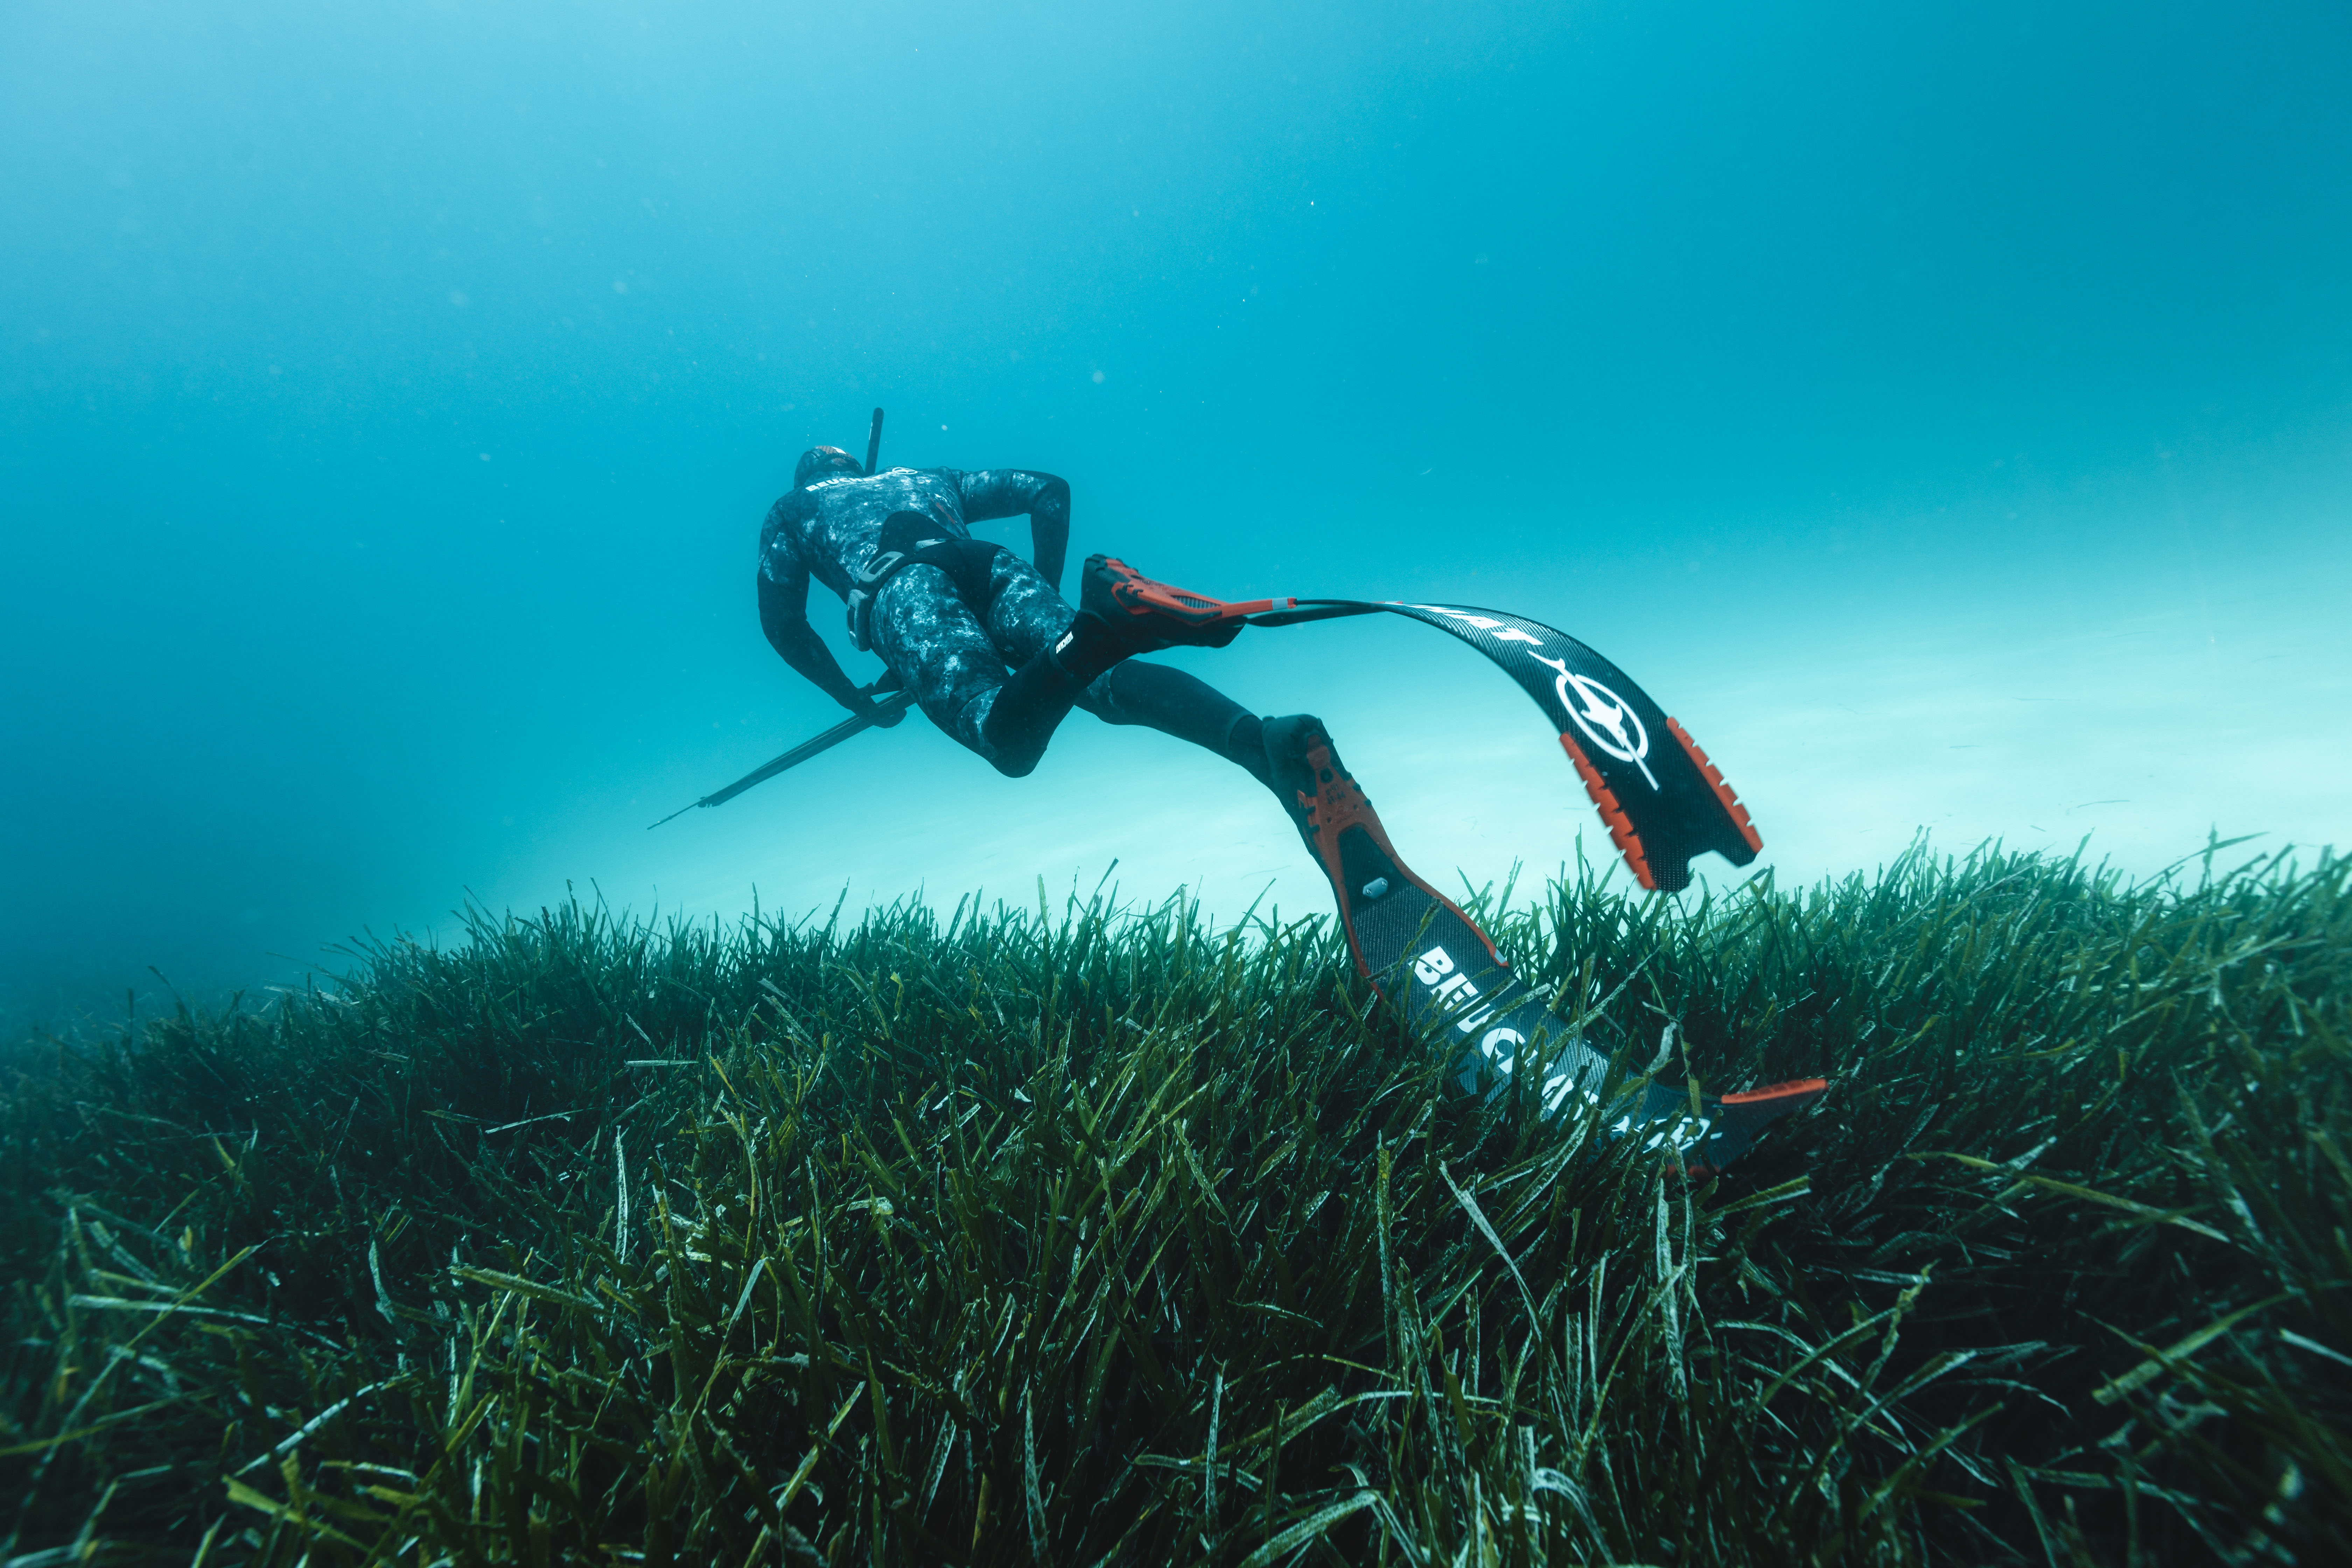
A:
1407;605;1543;647
1403;605;1657;790
1532;656;1656;790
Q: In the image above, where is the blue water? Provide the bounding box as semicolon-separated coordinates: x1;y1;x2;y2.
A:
6;0;2348;1030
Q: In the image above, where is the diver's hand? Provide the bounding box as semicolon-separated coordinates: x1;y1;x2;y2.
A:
849;677;906;728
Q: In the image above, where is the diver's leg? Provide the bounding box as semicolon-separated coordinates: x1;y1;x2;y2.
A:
947;553;1129;776
1087;663;1274;785
869;565;1032;771
978;554;1271;780
871;555;1130;778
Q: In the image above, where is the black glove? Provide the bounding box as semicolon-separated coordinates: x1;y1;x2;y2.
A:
853;676;908;728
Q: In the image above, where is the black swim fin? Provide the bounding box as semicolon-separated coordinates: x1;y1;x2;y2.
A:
1246;601;1762;893
1259;714;1823;1168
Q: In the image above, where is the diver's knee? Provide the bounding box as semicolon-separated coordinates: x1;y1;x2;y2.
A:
973;697;1046;777
1078;666;1134;724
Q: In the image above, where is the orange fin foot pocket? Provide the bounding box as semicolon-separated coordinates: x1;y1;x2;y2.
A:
1090;554;1291;628
1295;736;1504;977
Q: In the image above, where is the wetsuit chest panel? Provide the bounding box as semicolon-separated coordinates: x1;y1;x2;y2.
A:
762;468;970;601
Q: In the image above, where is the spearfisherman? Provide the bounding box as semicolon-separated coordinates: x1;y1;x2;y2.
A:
756;441;1354;845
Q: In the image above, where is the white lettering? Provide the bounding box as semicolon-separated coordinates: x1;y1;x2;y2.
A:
1409;605;1501;630
1637;1115;1713;1154
1412;946;1455;986
1406;606;1543;646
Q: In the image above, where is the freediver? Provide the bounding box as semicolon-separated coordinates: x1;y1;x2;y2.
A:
756;441;1336;833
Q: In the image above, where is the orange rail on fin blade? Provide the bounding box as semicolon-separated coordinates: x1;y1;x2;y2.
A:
1664;716;1763;854
1556;733;1657;891
1718;1077;1829;1104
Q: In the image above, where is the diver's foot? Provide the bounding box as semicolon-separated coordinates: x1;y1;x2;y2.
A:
1080;554;1274;651
1259;713;1480;983
1259;713;1350;865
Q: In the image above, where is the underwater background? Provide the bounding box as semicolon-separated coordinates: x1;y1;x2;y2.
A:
4;0;2347;1030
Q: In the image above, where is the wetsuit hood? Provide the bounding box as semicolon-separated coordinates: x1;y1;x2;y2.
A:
794;446;864;488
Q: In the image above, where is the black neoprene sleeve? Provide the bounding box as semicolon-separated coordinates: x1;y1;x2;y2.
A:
757;571;865;709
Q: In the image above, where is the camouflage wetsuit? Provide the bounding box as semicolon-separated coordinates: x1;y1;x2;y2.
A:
757;456;1270;781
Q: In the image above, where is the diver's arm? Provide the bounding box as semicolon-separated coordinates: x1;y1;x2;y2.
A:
758;565;872;714
959;469;1072;594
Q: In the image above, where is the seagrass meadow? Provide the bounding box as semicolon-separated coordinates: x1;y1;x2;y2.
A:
2;843;2346;1566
